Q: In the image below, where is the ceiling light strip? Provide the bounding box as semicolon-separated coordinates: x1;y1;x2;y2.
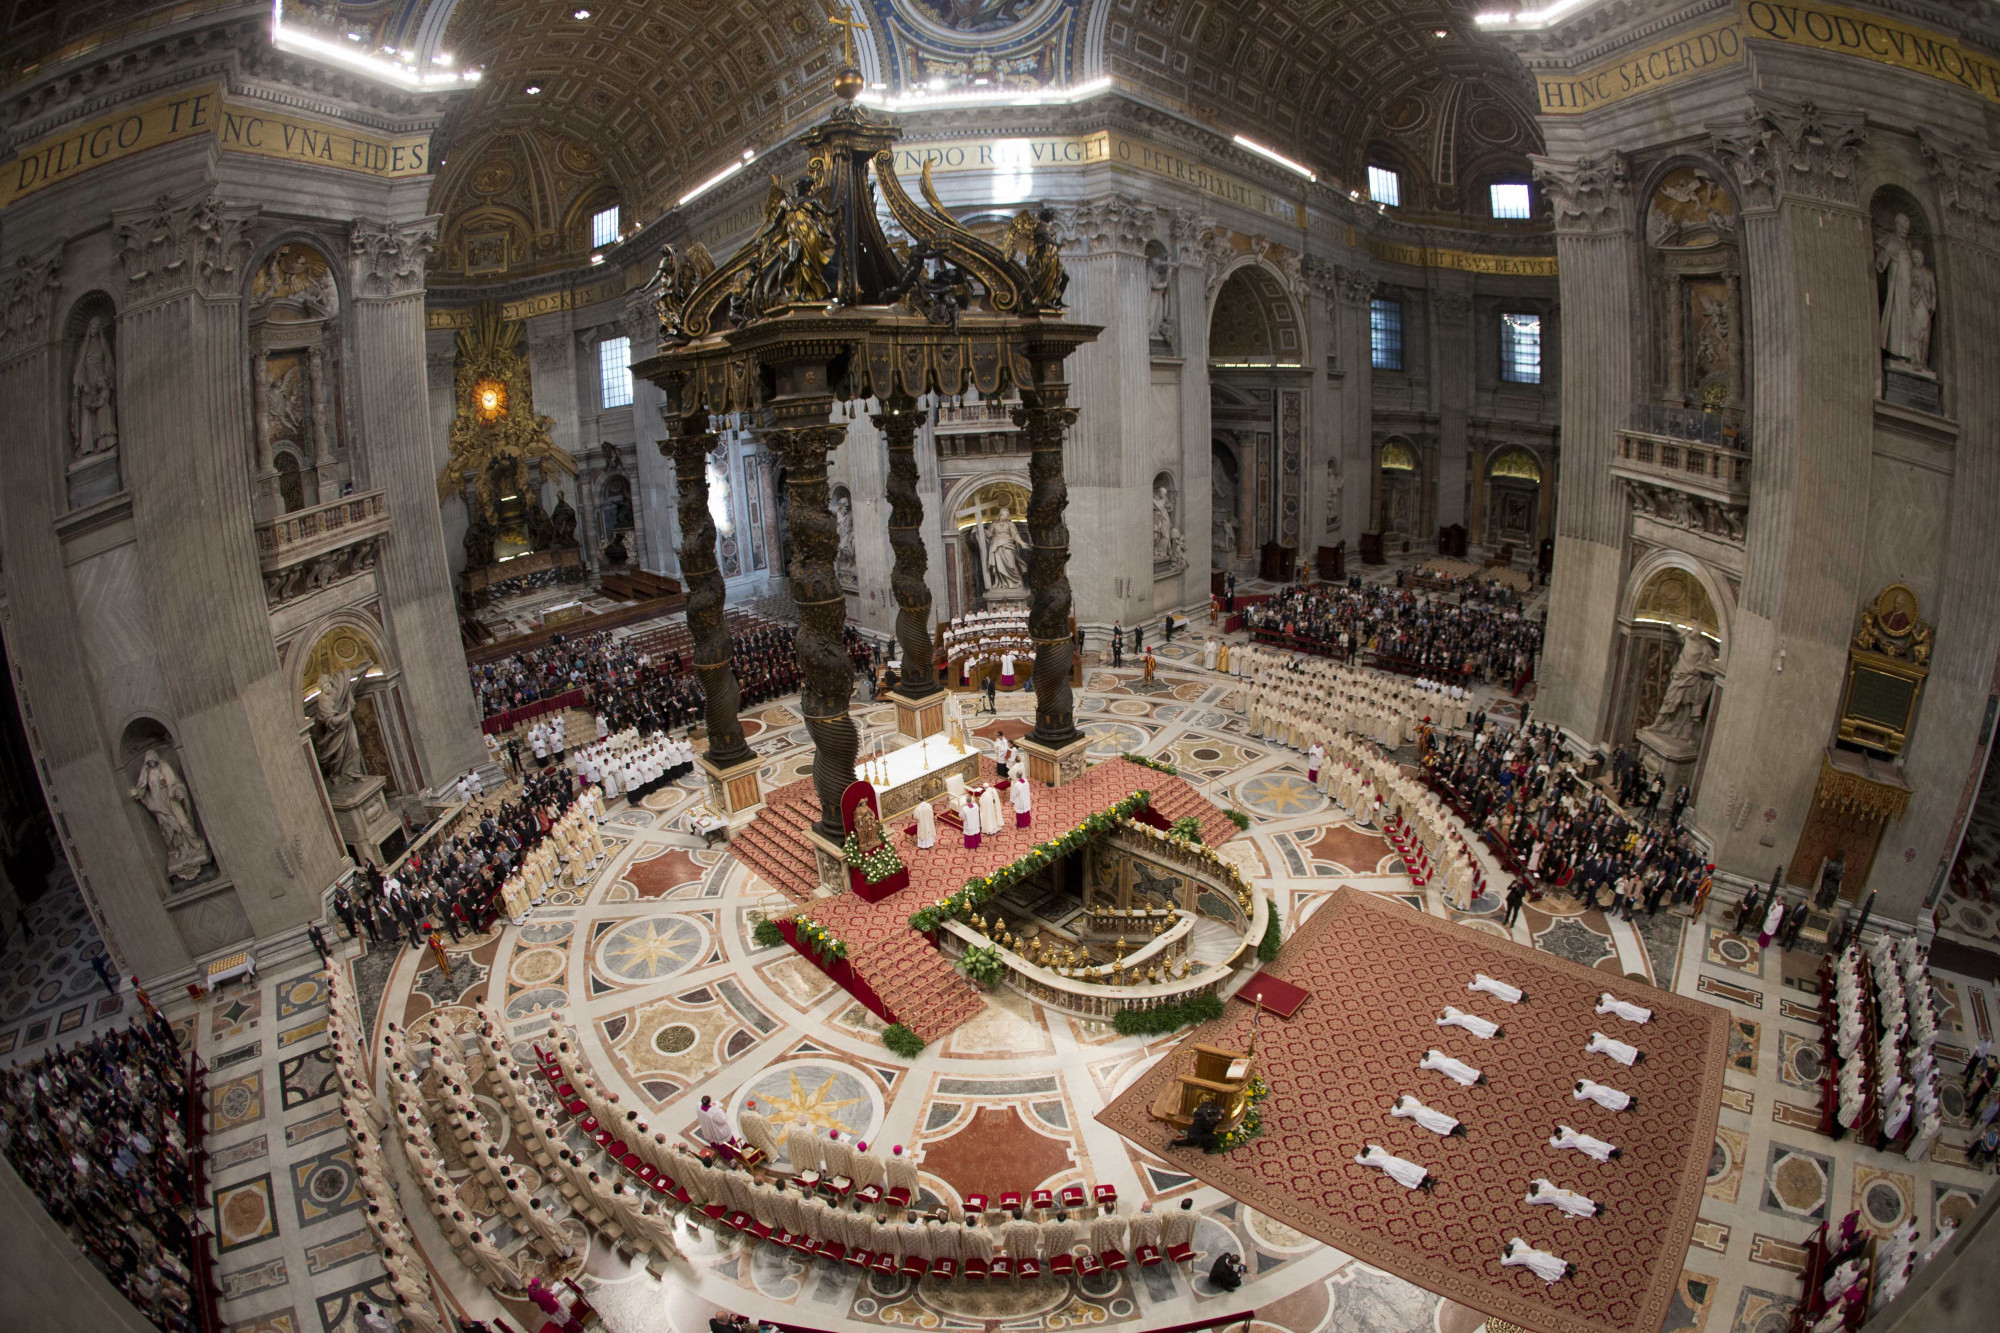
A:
1231;135;1316;182
271;2;480;89
680;149;759;207
857;77;1113;112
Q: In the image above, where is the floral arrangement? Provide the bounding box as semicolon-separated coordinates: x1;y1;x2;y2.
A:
752;916;786;949
882;1024;925;1059
790;914;847;963
1224;809;1251;831
1121;752;1179;776
842;830;905;885
1111;989;1224;1036
1168;814;1205;844
909;790;1153;933
1212;1076;1270;1153
956;944;1006;988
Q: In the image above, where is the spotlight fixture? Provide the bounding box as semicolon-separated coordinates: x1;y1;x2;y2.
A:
1433;28;1449;38
573;7;591;17
526;84;542;94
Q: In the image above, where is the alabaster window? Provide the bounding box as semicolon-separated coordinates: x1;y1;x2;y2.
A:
1370;299;1404;371
1367;165;1401;207
599;336;633;408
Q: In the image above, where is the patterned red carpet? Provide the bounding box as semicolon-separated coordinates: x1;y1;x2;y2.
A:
1097;887;1728;1333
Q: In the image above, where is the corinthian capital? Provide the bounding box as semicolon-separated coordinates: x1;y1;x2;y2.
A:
115;190;258;301
1299;255;1375;306
1920;128;2000;246
1530;153;1630;235
349;215;440;298
1710;99;1866;210
1053;194;1158;256
0;243;63;361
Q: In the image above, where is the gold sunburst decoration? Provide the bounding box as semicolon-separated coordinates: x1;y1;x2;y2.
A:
752;1071;868;1135
437;303;574;524
473;378;508;422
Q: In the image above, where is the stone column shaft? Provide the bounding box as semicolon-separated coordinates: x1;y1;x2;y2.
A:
666;424;754;768
876;397;938;697
774;425;858;836
1015;397;1080;747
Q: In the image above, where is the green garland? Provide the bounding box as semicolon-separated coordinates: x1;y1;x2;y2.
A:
909;790;1152;933
1224;809;1251;831
842;831;905;885
752;917;786;949
790;914;848;963
882;1024;925;1059
1258;897;1282;963
1111;989;1224;1036
1211;1076;1270;1153
1121;752;1179;777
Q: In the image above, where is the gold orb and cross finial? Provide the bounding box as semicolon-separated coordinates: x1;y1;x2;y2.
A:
826;8;867;99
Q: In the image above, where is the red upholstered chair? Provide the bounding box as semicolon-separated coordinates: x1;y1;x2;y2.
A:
814;1239;846;1263
1059;1185;1086;1209
856;1182;883;1205
633;1163;656;1183
564;1099;586;1117
795;1170;822;1192
998;1190;1023;1212
670;1184;692;1206
900;1253;929;1278
725;1210;751;1233
579;1115;600;1134
930;1255;957;1280
1030;1188;1054;1212
871;1250;898;1274
962;1256;988;1281
702;1202;728;1221
1092;1184;1117;1206
822;1174;854;1203
748;1218;773;1242
620;1151;642;1172
988;1255;1013;1280
1076;1252;1103;1277
964;1192;989;1214
1015;1256;1042;1280
787;1231;815;1255
648;1175;672;1195
1049;1251;1077;1277
1166;1241;1195;1264
1100;1248;1129;1271
884;1185;912;1209
844;1247;872;1269
1135;1244;1163;1267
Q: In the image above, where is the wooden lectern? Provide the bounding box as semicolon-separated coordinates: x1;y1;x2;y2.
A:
1149;1043;1256;1131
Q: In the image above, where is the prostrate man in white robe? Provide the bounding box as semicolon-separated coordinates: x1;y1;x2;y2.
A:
1525;1179;1601;1217
1354;1144;1435;1192
1586;1031;1643;1066
1595;992;1652;1024
1421;1049;1485;1086
1438;1006;1503;1039
1550;1124;1621;1161
1391;1094;1465;1137
1469;973;1524;1004
1573;1077;1635;1112
1501;1237;1575;1284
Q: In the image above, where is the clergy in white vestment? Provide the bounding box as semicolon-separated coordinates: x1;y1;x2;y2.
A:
1011;776;1032;828
696;1095;734;1146
1390;1095;1465;1137
1000;652;1017;687
1525;1179;1600;1217
1595;993;1652;1024
961;797;981;849
1202;638;1218;670
1550;1124;1620;1161
1437;1006;1503;1040
1501;1237;1574;1283
1354;1144;1434;1191
914;800;937;849
1586;1031;1643;1066
978;783;1004;839
1572;1078;1634;1112
1420;1049;1484;1086
1307;741;1324;783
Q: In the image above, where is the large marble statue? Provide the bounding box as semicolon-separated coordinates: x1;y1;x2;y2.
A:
129;749;212;881
70;316;118;461
1148;256;1174;342
1648;629;1720;744
1876;213;1936;371
984;505;1026;595
311;672;367;783
833;492;856;581
1153;485;1175;562
550;488;579;549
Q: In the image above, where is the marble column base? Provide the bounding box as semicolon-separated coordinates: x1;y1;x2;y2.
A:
806;826;847;896
1018;734;1090;789
699;751;765;826
887;687;946;742
328;775;399;866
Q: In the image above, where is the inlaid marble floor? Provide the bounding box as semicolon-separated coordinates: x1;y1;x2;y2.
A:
23;621;1988;1333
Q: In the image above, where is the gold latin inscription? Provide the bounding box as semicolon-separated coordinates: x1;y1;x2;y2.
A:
1537;16;1747;115
1742;1;2000;105
2;84;430;207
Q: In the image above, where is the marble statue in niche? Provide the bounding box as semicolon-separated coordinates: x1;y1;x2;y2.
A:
984;505;1026;596
1875;213;1936;374
1324;460;1343;536
1147;251;1176;349
1647;629;1720;744
1152;479;1185;569
70;316;118;461
129;749;212;882
833;489;857;586
311;672;367;784
551;488;580;549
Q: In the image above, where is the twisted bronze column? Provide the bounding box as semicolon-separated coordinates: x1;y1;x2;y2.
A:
1013;394;1081;748
874;395;938;697
774;424;859;837
666;421;755;769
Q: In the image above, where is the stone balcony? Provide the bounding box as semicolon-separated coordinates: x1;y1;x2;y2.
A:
1612;405;1751;506
254;490;391;605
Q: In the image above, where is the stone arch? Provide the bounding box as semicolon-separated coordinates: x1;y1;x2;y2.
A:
115;715;216;889
245;235;346;519
1621;550;1732;659
1482;445;1544;550
1208;260;1304;364
1616;552;1735;746
285;613;410;795
1641;155;1745;410
1376;434;1421;539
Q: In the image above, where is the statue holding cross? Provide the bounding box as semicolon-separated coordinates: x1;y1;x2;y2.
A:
826;8;867;68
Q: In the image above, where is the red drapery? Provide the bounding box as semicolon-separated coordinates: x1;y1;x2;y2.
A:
773;919;898;1027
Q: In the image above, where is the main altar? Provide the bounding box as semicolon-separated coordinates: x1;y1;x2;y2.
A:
859;728;981;823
